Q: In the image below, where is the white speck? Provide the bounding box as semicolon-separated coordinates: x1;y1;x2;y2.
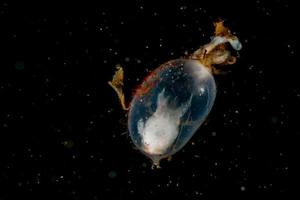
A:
241;186;246;191
199;87;205;95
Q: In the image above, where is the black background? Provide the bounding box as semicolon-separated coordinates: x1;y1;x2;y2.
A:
0;0;295;199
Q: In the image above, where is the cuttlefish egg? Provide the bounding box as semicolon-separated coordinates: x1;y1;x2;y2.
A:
108;21;242;167
128;59;216;166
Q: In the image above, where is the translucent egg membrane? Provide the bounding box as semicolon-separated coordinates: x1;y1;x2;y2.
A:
128;59;216;166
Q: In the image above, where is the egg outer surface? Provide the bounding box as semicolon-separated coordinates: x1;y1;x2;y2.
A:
128;59;216;164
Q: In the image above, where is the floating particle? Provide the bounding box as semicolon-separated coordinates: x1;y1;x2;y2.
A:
108;170;117;179
15;61;25;71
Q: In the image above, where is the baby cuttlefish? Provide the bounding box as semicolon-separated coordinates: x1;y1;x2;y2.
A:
108;21;242;168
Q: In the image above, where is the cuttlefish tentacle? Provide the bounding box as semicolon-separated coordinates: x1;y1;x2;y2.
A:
191;21;242;74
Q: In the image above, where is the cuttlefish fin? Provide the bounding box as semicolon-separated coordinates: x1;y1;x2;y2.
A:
108;65;129;111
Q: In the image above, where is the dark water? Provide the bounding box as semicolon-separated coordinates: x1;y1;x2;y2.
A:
0;0;295;199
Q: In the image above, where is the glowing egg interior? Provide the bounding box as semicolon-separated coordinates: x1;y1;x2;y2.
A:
128;59;216;166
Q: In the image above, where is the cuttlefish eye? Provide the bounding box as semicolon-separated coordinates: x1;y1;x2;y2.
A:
128;59;216;166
